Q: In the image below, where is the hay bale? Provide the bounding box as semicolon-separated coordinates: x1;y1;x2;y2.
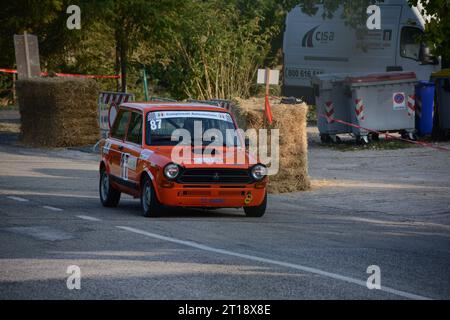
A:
232;97;310;193
16;78;100;147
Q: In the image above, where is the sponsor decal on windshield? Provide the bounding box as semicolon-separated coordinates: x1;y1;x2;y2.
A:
148;111;233;123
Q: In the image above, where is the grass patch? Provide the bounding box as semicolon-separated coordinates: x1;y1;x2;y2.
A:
0;122;20;133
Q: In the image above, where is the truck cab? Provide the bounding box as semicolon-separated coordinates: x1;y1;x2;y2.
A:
283;0;440;103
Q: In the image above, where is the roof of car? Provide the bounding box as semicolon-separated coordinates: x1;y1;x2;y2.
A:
119;102;227;112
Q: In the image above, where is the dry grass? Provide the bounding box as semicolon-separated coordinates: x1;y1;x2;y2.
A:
16;78;100;147
232;97;310;193
0;122;20;133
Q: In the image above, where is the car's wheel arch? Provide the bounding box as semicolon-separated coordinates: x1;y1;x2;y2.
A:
139;169;161;202
99;160;109;173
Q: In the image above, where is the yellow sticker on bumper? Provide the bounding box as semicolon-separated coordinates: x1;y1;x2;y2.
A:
244;193;253;205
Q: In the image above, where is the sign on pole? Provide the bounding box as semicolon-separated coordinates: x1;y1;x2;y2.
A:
14;32;41;80
257;68;278;125
257;69;280;85
98;92;135;137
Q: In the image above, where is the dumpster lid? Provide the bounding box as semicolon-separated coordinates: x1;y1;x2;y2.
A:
311;73;352;85
346;71;417;84
313;73;352;81
431;69;450;78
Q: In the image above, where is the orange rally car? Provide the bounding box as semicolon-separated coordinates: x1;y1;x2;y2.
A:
99;101;268;217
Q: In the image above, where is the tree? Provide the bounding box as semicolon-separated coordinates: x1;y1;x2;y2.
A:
409;0;450;66
153;0;279;99
89;0;180;92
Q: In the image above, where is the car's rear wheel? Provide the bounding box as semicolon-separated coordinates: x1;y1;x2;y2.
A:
244;193;267;217
99;169;121;207
141;176;164;217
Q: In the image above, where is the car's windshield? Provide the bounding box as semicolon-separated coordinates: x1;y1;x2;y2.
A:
146;110;241;146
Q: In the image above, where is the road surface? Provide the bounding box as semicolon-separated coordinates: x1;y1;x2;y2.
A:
0;132;449;299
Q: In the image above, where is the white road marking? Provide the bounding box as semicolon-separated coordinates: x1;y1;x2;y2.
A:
42;205;63;212
77;215;101;221
6;196;29;202
117;226;431;300
1;190;97;199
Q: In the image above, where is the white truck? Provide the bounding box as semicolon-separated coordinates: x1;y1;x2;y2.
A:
282;0;440;103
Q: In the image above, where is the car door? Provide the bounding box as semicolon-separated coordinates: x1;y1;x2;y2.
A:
108;108;131;180
121;110;144;191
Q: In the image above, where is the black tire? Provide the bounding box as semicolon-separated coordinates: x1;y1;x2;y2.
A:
141;176;164;217
409;132;418;141
369;132;380;141
320;134;331;144
401;131;417;141
244;193;267;217
99;169;121;207
356;135;370;145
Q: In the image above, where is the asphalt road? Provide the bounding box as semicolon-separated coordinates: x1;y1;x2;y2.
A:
0;136;449;299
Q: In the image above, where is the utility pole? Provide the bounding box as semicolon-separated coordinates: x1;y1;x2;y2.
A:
23;31;32;78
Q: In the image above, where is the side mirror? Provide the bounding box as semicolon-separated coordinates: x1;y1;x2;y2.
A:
108;102;118;130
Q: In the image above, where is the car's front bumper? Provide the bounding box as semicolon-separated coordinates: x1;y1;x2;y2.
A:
156;183;266;208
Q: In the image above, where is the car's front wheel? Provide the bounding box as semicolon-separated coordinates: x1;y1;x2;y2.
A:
99;169;121;207
141;176;164;217
244;193;267;217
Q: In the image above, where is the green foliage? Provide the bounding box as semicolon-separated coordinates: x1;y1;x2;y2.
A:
156;0;278;99
0;0;448;104
409;0;450;63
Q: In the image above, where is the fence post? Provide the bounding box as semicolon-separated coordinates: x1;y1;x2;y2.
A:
142;67;149;101
12;73;16;105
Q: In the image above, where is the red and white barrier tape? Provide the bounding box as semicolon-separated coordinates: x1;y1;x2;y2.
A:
0;68;120;79
0;68;17;74
317;112;450;153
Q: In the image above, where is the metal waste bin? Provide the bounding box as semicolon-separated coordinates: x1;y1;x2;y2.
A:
345;71;417;143
431;69;450;137
311;74;351;143
415;81;435;136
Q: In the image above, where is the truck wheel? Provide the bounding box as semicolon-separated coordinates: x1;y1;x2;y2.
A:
141;176;164;217
244;193;267;217
99;169;121;207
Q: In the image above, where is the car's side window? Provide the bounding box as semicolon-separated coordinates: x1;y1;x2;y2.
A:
111;109;131;140
126;112;143;145
400;27;422;61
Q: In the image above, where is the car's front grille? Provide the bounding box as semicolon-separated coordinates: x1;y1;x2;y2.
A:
177;168;252;184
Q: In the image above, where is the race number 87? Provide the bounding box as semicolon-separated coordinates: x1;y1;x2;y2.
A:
149;119;162;130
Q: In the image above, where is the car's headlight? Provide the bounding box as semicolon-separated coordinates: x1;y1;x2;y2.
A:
251;164;267;180
164;163;180;179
